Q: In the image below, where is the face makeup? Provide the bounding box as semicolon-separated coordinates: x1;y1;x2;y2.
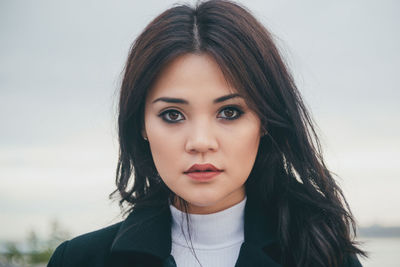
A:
143;53;262;214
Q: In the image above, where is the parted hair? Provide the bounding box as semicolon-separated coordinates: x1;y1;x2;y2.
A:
110;0;366;266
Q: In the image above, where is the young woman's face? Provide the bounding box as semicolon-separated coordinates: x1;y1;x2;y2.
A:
143;53;262;214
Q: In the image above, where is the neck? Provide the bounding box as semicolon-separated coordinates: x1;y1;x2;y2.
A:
169;195;247;249
171;190;246;214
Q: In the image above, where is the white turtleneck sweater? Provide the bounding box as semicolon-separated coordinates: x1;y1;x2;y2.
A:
169;196;247;267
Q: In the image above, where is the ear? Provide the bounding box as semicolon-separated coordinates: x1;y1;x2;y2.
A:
141;119;148;139
260;126;268;137
141;128;148;140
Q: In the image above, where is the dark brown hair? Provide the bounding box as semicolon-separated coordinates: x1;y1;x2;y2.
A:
111;0;366;266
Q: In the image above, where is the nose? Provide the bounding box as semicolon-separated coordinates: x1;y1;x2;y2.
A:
185;121;219;153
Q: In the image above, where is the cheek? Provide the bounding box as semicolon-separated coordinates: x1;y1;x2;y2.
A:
227;116;260;152
145;117;181;179
225;118;261;175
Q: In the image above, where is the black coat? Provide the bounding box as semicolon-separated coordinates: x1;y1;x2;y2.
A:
47;195;363;267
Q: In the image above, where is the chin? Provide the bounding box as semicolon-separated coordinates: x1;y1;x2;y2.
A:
185;195;222;209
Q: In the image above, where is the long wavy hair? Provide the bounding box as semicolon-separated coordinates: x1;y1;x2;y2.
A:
110;0;366;266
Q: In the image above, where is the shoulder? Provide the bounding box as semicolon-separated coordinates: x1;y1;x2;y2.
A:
48;222;122;267
344;253;364;267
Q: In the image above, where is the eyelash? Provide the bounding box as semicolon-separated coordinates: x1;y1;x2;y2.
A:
158;106;245;124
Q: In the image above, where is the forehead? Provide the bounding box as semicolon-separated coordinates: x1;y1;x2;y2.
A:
146;53;238;102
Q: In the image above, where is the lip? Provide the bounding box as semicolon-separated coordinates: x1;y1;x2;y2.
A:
185;171;222;182
184;163;223;182
184;163;222;173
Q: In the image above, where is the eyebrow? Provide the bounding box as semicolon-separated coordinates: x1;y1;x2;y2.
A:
151;93;243;105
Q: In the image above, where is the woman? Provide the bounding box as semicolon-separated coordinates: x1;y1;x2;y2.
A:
48;0;366;266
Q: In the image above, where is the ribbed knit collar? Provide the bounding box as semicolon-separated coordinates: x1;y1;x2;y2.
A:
169;196;246;250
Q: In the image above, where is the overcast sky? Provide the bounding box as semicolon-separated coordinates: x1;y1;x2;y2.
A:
1;0;399;241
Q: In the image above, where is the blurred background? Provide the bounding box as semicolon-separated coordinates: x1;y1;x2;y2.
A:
1;0;399;266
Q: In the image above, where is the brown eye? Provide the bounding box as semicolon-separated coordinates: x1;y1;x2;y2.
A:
168;111;180;120
158;109;184;123
218;106;244;120
222;108;235;118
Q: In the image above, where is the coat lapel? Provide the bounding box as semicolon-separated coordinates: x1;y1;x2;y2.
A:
235;194;282;266
235;242;281;267
110;202;172;266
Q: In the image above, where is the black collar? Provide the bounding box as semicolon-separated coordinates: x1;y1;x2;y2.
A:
111;202;172;259
110;195;279;265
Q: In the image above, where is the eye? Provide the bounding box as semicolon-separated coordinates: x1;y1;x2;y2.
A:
217;106;244;120
158;106;244;124
158;109;184;123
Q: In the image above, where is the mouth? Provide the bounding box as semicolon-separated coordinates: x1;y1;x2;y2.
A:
186;170;219;172
184;163;223;173
184;169;223;181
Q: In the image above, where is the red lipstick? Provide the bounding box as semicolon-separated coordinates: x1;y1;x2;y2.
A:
184;163;223;181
